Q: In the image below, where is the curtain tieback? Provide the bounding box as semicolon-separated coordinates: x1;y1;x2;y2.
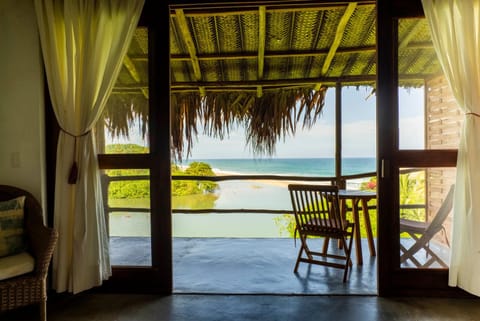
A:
61;129;91;185
465;112;480;118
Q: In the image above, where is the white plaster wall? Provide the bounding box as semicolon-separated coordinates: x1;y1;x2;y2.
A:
0;0;46;212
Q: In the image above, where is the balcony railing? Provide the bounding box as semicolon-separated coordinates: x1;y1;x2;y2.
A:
101;171;379;216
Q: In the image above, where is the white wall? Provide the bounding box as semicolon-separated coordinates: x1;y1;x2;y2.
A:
0;0;46;212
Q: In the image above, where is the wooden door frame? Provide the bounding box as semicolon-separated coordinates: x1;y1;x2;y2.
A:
101;1;173;293
44;0;473;296
376;0;470;297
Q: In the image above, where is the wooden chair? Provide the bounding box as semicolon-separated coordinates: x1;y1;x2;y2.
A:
0;185;58;321
288;184;355;282
400;184;454;268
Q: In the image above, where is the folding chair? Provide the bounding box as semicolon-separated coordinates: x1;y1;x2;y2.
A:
288;184;355;282
400;184;454;268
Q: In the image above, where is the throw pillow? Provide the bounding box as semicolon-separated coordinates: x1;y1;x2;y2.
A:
0;196;26;258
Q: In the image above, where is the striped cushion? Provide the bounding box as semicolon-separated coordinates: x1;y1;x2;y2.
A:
0;196;26;258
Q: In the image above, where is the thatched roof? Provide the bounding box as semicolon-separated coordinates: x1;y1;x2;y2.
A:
107;1;441;159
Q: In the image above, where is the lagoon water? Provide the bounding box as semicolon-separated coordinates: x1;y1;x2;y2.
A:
110;158;376;238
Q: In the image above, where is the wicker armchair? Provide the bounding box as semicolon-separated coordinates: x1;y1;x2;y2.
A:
0;185;58;321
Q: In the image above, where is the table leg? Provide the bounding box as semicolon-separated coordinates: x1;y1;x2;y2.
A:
352;199;362;265
338;199;348;249
361;198;376;257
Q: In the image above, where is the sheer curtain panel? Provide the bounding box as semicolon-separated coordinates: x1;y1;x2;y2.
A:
422;0;480;296
35;0;144;294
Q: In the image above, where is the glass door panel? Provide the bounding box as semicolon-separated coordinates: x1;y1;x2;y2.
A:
398;167;455;269
398;18;462;151
97;27;152;267
397;17;458;271
102;169;151;267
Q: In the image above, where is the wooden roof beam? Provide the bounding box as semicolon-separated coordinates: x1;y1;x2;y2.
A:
170;1;375;17
123;55;149;99
175;9;206;97
315;2;357;91
170;46;376;61
133;42;433;62
399;20;424;49
257;6;266;98
113;73;429;92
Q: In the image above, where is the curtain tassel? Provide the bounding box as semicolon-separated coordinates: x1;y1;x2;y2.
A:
68;161;79;184
63;130;89;185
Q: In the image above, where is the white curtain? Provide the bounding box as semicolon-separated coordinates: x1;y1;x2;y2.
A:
35;0;144;294
422;0;480;296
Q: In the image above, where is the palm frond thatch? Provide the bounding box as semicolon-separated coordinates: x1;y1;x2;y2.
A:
169;87;327;160
103;2;443;159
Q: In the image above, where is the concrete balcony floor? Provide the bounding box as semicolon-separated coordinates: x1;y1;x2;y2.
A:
110;237;378;295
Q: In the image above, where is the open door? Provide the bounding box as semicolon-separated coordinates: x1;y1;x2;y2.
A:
376;0;464;296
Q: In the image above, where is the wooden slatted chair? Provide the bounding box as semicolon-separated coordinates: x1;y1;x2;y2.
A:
288;184;355;282
400;184;454;268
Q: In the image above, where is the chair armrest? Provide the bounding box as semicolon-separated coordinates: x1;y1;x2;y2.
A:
25;217;58;278
399;218;428;234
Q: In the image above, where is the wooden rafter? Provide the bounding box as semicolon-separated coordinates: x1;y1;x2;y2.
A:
122;55;148;99
399;20;424;49
175;9;206;97
113;73;429;94
257;6;266;98
132;41;432;62
170;1;375;17
315;2;357;90
171;46;376;61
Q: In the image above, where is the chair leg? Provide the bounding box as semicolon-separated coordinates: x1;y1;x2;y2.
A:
40;299;47;321
322;237;330;254
294;243;305;273
343;230;355;282
341;237;349;282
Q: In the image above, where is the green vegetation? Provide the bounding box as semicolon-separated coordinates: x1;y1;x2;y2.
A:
399;171;426;221
107;168;150;199
171;162;218;196
106;143;148;154
105;144;218;201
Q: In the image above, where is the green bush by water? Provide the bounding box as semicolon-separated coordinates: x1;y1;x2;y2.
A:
105;144;218;199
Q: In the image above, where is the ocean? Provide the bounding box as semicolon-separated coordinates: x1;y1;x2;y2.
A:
180;157;376;177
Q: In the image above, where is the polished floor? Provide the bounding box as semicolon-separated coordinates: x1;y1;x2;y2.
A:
111;237;378;295
4;238;476;320
3;293;480;321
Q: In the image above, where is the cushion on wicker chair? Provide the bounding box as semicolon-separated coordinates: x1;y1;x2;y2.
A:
0;251;34;281
0;196;26;258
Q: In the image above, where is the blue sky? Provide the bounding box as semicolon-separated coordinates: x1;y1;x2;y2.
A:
186;86;424;159
109;86;425;159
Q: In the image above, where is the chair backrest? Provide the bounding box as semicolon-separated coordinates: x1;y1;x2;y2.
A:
0;185;46;265
288;184;344;232
0;184;44;230
426;184;455;235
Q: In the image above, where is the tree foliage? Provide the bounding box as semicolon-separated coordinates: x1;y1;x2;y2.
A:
105;145;218;199
171;162;218;196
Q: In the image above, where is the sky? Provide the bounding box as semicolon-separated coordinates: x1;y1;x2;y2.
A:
185;86;425;159
109;86;425;159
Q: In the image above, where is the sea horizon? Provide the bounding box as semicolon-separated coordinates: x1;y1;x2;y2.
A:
178;157;377;177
